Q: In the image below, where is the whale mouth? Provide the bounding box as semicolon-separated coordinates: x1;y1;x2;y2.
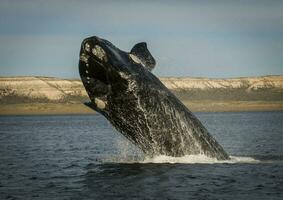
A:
79;36;112;110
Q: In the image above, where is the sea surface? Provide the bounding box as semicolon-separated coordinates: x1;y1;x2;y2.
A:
0;112;282;200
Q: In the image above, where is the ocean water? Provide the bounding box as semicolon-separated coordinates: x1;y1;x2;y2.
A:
0;112;282;200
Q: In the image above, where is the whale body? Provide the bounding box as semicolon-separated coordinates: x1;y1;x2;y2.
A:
79;36;229;160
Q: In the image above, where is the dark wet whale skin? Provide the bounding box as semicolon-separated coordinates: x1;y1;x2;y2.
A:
79;36;229;160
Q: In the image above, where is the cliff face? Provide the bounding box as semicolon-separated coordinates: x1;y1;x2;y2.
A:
161;76;283;101
0;77;87;104
160;76;283;91
0;76;283;104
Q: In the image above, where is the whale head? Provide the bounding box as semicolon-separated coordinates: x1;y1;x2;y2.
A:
79;36;156;111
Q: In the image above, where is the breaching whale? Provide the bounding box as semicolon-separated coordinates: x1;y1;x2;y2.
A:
79;36;229;160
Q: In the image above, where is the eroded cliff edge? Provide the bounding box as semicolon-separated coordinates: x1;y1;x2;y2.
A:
1;76;283;114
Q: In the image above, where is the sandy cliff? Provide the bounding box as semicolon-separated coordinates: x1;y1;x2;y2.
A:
0;77;87;103
1;76;283;103
161;76;283;91
0;76;282;114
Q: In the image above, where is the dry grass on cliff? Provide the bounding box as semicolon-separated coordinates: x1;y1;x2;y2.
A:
1;101;283;115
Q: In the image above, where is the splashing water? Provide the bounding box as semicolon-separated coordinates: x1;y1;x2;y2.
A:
142;155;260;164
100;137;144;163
100;154;259;164
101;136;259;164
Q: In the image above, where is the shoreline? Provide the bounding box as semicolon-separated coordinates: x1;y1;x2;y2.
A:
1;101;283;115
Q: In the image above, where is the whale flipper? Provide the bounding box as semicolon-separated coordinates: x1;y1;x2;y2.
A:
130;42;156;71
84;102;96;110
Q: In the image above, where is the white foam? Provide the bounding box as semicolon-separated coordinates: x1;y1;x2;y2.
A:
105;138;260;164
141;155;259;164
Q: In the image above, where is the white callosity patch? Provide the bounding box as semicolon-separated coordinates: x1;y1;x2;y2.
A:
129;54;145;67
85;43;90;52
80;53;89;64
119;71;131;79
92;45;107;61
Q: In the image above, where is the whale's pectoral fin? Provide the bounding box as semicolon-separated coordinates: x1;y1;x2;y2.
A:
84;102;97;110
84;100;107;115
130;42;156;71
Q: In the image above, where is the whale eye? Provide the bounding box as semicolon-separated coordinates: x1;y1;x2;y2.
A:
129;54;145;67
92;45;107;61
